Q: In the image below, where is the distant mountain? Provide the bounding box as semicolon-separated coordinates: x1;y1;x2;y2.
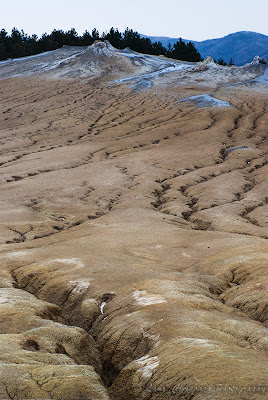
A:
142;31;268;66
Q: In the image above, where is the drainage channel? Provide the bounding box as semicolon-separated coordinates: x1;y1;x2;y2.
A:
0;263;123;400
2;261;152;400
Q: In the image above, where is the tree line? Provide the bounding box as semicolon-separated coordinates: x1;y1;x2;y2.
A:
217;57;234;66
0;27;202;62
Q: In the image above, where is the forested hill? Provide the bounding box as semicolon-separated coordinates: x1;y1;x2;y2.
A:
0;27;201;62
143;31;268;66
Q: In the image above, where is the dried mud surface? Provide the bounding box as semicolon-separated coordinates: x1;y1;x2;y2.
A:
0;42;268;399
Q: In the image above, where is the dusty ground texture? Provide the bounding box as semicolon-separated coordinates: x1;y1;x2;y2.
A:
0;41;268;399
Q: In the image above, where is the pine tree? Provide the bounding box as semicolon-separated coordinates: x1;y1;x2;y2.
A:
152;41;166;56
0;26;202;62
218;58;227;66
66;28;79;46
170;38;187;60
0;29;8;59
103;28;122;49
91;28;100;41
186;42;201;62
82;30;94;46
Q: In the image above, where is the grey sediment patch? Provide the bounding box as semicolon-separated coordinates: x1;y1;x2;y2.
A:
178;94;232;108
225;146;250;153
130;79;153;92
253;67;268;84
110;63;192;86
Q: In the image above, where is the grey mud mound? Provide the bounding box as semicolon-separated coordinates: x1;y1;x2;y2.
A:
254;67;268;84
178;94;232;108
0;41;191;82
0;42;268;399
130;78;153;92
0;46;87;80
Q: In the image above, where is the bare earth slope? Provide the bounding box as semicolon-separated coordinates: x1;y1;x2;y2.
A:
0;41;268;399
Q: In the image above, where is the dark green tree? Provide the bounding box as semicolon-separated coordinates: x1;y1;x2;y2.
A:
0;26;201;63
82;30;94;46
122;28;141;51
186;41;201;62
0;29;8;59
91;28;100;40
65;28;80;45
9;28;26;57
218;58;227;66
152;41;166;56
0;42;7;59
170;38;187;60
102;27;123;48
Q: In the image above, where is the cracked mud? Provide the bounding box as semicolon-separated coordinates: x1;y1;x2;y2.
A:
0;42;268;399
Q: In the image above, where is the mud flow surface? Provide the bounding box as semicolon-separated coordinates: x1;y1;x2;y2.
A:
0;41;268;399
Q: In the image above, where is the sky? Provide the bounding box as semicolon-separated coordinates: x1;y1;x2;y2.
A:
1;0;268;41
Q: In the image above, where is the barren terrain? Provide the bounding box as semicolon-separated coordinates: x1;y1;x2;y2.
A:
0;41;267;399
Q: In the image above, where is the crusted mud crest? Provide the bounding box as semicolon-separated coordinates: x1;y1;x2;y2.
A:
0;42;268;399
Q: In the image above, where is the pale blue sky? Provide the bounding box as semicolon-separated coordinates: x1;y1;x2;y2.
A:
1;0;268;41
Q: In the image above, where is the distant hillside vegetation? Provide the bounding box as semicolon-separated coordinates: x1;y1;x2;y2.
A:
143;31;268;66
0;27;201;63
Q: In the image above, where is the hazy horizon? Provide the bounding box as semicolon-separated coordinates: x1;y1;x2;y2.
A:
1;0;268;41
